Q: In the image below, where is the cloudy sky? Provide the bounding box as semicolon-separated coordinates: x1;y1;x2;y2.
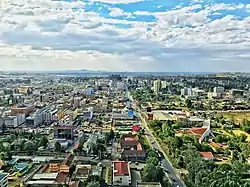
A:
0;0;250;72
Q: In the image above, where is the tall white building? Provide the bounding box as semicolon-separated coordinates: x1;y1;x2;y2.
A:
213;87;224;94
153;80;161;94
161;81;167;89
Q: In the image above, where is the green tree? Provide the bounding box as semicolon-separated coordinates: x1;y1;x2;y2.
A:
86;182;100;187
146;157;159;166
55;141;61;152
39;136;49;147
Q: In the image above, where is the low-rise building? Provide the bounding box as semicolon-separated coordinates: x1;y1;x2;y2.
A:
200;152;214;161
120;134;146;161
54;125;74;140
113;161;131;186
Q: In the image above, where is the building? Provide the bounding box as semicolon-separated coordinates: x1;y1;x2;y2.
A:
5;116;18;128
40;94;49;103
73;97;81;108
117;82;126;90
200;152;214;161
113;161;131;186
26;112;43;127
153;80;161;94
54;125;74;140
161;81;167;89
213;87;224;94
207;92;221;99
231;89;244;97
120;134;146;161
26;173;69;187
0;173;8;187
11;104;34;116
181;87;192;96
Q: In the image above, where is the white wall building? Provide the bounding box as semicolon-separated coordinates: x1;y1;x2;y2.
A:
113;161;131;186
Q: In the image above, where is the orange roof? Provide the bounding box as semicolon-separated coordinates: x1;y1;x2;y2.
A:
200;152;214;159
190;128;207;136
114;161;129;176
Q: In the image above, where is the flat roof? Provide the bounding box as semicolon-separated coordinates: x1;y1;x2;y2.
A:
153;111;174;121
32;173;58;180
27;181;57;185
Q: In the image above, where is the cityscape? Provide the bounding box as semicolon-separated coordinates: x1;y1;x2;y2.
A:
1;0;250;186
0;72;249;187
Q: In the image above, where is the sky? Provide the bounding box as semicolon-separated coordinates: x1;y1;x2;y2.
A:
0;0;250;72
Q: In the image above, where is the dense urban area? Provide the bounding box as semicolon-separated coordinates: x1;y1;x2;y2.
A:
0;72;249;187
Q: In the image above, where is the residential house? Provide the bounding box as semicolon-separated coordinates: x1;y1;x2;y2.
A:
113;161;131;186
200;152;214;161
120;134;146;161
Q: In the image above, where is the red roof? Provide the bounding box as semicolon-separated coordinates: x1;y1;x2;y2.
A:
190;128;207;135
200;152;214;159
114;161;129;176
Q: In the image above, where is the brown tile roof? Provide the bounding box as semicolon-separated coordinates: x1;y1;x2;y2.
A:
200;152;214;159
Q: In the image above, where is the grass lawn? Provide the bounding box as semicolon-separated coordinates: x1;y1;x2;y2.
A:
221;112;250;124
232;130;250;142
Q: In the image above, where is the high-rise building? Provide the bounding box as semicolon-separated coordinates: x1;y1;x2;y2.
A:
153;80;161;94
161;81;167;89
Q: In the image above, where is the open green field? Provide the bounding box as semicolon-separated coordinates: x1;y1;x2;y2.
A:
220;112;250;124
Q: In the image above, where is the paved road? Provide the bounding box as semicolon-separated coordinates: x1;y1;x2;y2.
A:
138;112;185;187
127;91;185;187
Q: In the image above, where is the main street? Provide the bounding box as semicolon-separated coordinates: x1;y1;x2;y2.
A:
127;91;185;187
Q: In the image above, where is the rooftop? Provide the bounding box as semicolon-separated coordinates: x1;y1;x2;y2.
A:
200;152;214;159
113;161;129;176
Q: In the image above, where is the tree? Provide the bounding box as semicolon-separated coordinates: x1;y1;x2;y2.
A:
86;182;100;187
146;149;158;158
69;164;76;178
39;136;49;147
146;157;159;166
109;129;115;140
174;136;183;149
1;122;6;135
142;163;165;183
55;141;61;152
185;99;192;109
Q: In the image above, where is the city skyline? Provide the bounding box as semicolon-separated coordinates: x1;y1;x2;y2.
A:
0;0;250;72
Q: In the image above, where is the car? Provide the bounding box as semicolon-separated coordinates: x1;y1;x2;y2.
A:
151;140;155;144
135;162;139;165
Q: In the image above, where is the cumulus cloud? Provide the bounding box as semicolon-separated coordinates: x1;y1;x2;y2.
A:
0;0;250;71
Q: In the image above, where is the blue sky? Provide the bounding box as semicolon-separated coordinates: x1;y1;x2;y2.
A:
0;0;249;71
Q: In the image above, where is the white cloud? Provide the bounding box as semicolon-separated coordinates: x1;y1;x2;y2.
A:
88;0;145;4
0;0;249;71
108;7;132;17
